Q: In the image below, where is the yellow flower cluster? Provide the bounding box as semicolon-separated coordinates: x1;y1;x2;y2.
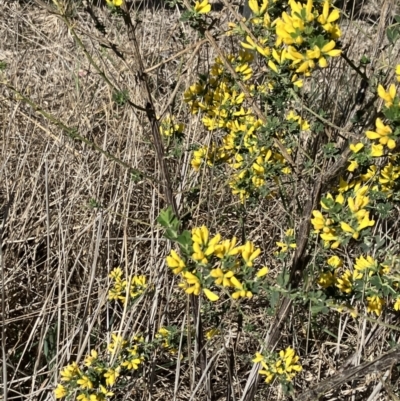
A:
317;254;400;316
166;225;268;301
241;0;341;76
184;0;342;202
159;114;185;137
184;54;292;202
311;183;375;249
253;347;302;384
55;360;114;400
108;267;147;304
347;71;399;169
366;117;397;151
312;65;400;318
54;334;147;399
275;228;297;254
184;52;252;129
155;327;180;354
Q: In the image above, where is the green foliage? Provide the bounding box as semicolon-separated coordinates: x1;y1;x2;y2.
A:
112;90;129;106
52;0;400;399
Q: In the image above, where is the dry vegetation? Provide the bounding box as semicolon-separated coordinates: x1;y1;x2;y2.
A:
1;0;400;400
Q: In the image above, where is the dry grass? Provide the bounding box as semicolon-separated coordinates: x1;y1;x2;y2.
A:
1;0;400;400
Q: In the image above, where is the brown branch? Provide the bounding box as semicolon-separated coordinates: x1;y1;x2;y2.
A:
121;3;178;218
297;347;400;401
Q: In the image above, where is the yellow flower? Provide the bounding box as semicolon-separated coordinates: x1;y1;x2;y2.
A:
268;59;279;73
340;221;359;239
166;249;186;275
104;367;120;387
347;160;358;172
109;267;123;280
214;237;241;258
292;74;303;87
159;114;185;137
77;375;93;390
106;0;123;6
327;255;342;268
366;295;385;316
318;271;335;288
347;188;369;212
235;63;253;81
100;385;114;397
206;328;220;340
320;193;335;210
361;165;377;182
366;118;396;149
179;271;202;295
192;226;209;246
108;333;127;353
232;289;253;300
121;356;142;370
394;297;400;311
76;394;90;401
240;241;261;266
335;270;354;293
203;288;219;301
192;241;208;264
54;384;67;399
338;176;353;193
311;210;327;231
396;64;400;82
84;349;98;367
370;143;384;157
210;268;234;287
253;352;264;363
278;346;302;380
256;266;269;277
354;256;376;271
194;0;211;14
350;142;364;153
60;362;80;382
355;210;375;231
248;0;269;16
377;84;396;107
241;36;270;57
318;0;340;25
354;255;376;272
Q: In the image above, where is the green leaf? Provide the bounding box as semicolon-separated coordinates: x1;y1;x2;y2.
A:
360;55;371;65
180;10;193;22
369;275;382;290
269;289;280;310
311;303;329;315
277;270;289;287
165;228;178;241
386;26;400;45
157;207;181;240
157;206;177;228
322;327;338;339
176;230;193;253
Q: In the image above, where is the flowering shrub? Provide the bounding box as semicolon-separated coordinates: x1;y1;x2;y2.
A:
253;347;302;386
159;114;185;138
54;336;145;400
108;267;147;304
184;0;342;204
159;208;269;301
52;0;400;398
